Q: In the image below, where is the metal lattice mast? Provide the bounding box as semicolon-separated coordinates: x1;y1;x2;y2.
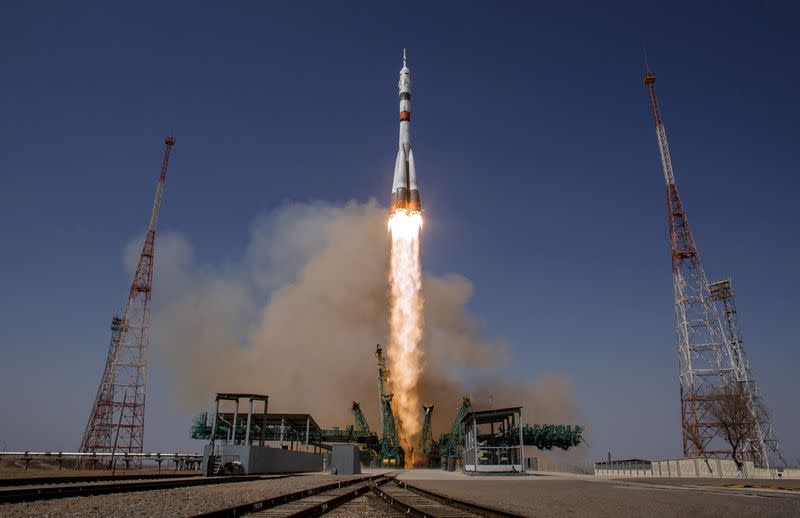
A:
644;73;773;465
418;404;435;457
375;344;403;465
380;394;404;465
375;344;389;434
709;279;784;466
441;396;471;458
80;136;176;465
351;401;371;435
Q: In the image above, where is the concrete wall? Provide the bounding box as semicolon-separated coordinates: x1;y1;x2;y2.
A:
246;445;327;474
203;444;328;475
594;458;800;480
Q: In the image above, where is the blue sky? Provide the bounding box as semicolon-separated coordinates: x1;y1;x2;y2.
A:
1;1;798;463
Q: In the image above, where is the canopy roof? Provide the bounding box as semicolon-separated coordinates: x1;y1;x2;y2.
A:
460;407;522;425
215;412;321;435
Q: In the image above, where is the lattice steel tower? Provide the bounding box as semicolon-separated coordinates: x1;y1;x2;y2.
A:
80;136;176;464
351;401;371;435
708;278;785;466
418;404;435;458
644;73;780;467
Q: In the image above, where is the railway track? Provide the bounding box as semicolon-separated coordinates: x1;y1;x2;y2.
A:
1;471;530;516
189;473;525;518
0;474;295;504
191;473;394;518
371;478;527;518
0;472;198;487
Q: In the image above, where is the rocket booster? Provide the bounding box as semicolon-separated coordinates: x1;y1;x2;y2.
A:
390;49;421;213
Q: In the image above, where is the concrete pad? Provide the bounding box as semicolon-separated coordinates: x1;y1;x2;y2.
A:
395;470;800;517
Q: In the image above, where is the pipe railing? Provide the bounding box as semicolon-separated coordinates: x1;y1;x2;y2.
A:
0;452;202;458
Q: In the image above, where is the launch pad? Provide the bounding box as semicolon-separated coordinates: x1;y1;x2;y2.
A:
191;345;583;474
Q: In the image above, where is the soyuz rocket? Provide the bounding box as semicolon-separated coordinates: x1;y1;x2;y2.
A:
390;49;421;214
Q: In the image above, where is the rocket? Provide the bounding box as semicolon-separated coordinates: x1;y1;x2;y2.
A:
390;49;421;214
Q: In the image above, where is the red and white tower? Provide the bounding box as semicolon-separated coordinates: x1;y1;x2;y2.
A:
80;136;175;465
644;73;781;467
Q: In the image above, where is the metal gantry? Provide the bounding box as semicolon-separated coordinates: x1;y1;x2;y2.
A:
644;73;781;467
79;137;176;466
380;394;404;466
418;404;436;459
439;396;471;459
375;344;403;466
375;344;389;434
351;401;371;435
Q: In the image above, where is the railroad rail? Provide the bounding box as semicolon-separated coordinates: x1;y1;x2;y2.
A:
371;478;527;518
0;474;294;504
0;472;198;487
191;472;394;518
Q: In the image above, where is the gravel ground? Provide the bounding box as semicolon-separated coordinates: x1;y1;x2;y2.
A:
3;476;208;491
323;493;404;517
0;469;197;481
0;473;366;517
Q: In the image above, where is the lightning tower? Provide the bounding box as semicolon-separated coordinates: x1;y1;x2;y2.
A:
644;73;780;466
80;136;176;465
708;279;785;465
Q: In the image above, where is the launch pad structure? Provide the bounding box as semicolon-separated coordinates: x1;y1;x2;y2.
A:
462;407;525;473
190;343;584;474
198;392;326;476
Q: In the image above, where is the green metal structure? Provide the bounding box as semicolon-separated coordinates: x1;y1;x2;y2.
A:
418;404;438;465
439;396;472;459
375;344;389;433
379;394;404;466
351;401;371;435
520;424;584;450
374;344;404;467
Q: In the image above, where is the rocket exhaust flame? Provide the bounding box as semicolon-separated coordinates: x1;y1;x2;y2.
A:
387;209;424;462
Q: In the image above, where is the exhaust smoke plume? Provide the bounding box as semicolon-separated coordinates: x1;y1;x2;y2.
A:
148;200;581;444
387;210;424;460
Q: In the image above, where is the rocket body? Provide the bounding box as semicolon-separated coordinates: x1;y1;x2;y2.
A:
390;50;421;213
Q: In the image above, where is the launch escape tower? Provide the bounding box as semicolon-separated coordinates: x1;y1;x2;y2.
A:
644;73;781;467
80;137;176;466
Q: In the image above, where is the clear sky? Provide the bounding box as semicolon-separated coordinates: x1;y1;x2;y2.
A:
1;2;798;464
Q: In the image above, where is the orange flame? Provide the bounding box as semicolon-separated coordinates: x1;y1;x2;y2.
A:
387;209;424;463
